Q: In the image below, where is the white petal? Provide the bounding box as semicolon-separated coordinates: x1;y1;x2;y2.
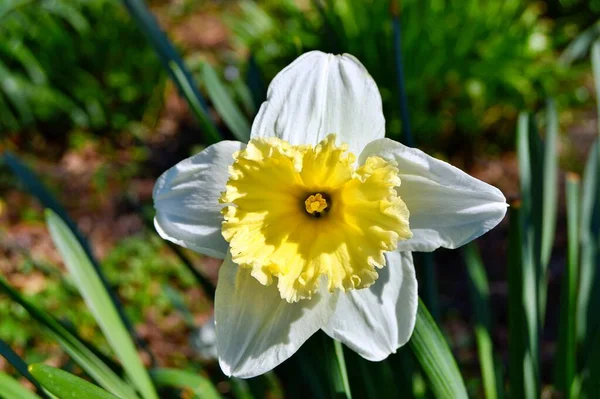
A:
251;51;385;156
153;141;244;259
215;255;337;378
323;251;417;361
360;138;508;252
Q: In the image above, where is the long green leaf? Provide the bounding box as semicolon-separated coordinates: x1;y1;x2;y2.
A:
120;0;220;143
29;364;121;399
516;112;542;397
463;244;499;399
538;99;559;320
331;340;352;399
150;368;221;399
2;152;140;352
0;338;49;398
592;41;600;131
0;277;139;399
507;204;539;399
46;210;158;399
0;371;42;399
409;299;468;399
541;99;559;271
578;138;600;347
555;175;580;397
201;63;250;142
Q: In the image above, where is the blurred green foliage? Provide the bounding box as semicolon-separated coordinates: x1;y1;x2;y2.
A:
0;233;202;365
0;0;163;135
228;0;577;153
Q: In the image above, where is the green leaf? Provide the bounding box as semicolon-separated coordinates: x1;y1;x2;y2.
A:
463;244;499;399
201;62;251;142
0;371;42;399
560;21;600;65
46;210;158;399
592;41;600;127
150;368;221;399
555;175;580;397
29;364;121;399
578;138;600;348
0;277;139;399
331;340;352;399
507;204;539;399
538;99;559;319
3;152;146;366
409;298;468;399
0;338;49;398
541;99;559;270
120;0;220;143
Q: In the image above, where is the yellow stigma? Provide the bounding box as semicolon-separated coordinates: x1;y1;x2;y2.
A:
305;193;328;214
220;134;412;303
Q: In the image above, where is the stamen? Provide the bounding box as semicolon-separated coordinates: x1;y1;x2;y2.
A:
304;193;328;214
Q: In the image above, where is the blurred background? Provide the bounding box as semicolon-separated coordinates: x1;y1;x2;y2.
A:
1;0;600;398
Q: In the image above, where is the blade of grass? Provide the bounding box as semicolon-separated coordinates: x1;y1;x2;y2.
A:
29;364;121;399
150;368;221;399
555;174;580;397
0;338;50;398
0;277;138;399
463;243;499;399
120;0;220;143
201;62;250;142
46;210;158;399
1;152;148;360
409;299;468;399
0;371;42;399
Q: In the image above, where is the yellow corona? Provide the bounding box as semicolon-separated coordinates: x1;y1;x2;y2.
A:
220;134;412;302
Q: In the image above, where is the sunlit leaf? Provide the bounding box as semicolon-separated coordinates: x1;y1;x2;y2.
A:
46;210;158;399
29;364;121;399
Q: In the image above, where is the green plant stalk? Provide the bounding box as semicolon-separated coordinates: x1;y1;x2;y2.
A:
593;41;600;134
333;340;352;399
555;175;580;397
508;205;539;398
409;299;468;399
464;244;499;399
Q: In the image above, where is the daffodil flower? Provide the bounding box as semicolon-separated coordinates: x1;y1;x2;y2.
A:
153;51;507;378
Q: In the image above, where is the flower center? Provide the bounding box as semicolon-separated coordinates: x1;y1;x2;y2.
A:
220;134;412;302
304;193;328;215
